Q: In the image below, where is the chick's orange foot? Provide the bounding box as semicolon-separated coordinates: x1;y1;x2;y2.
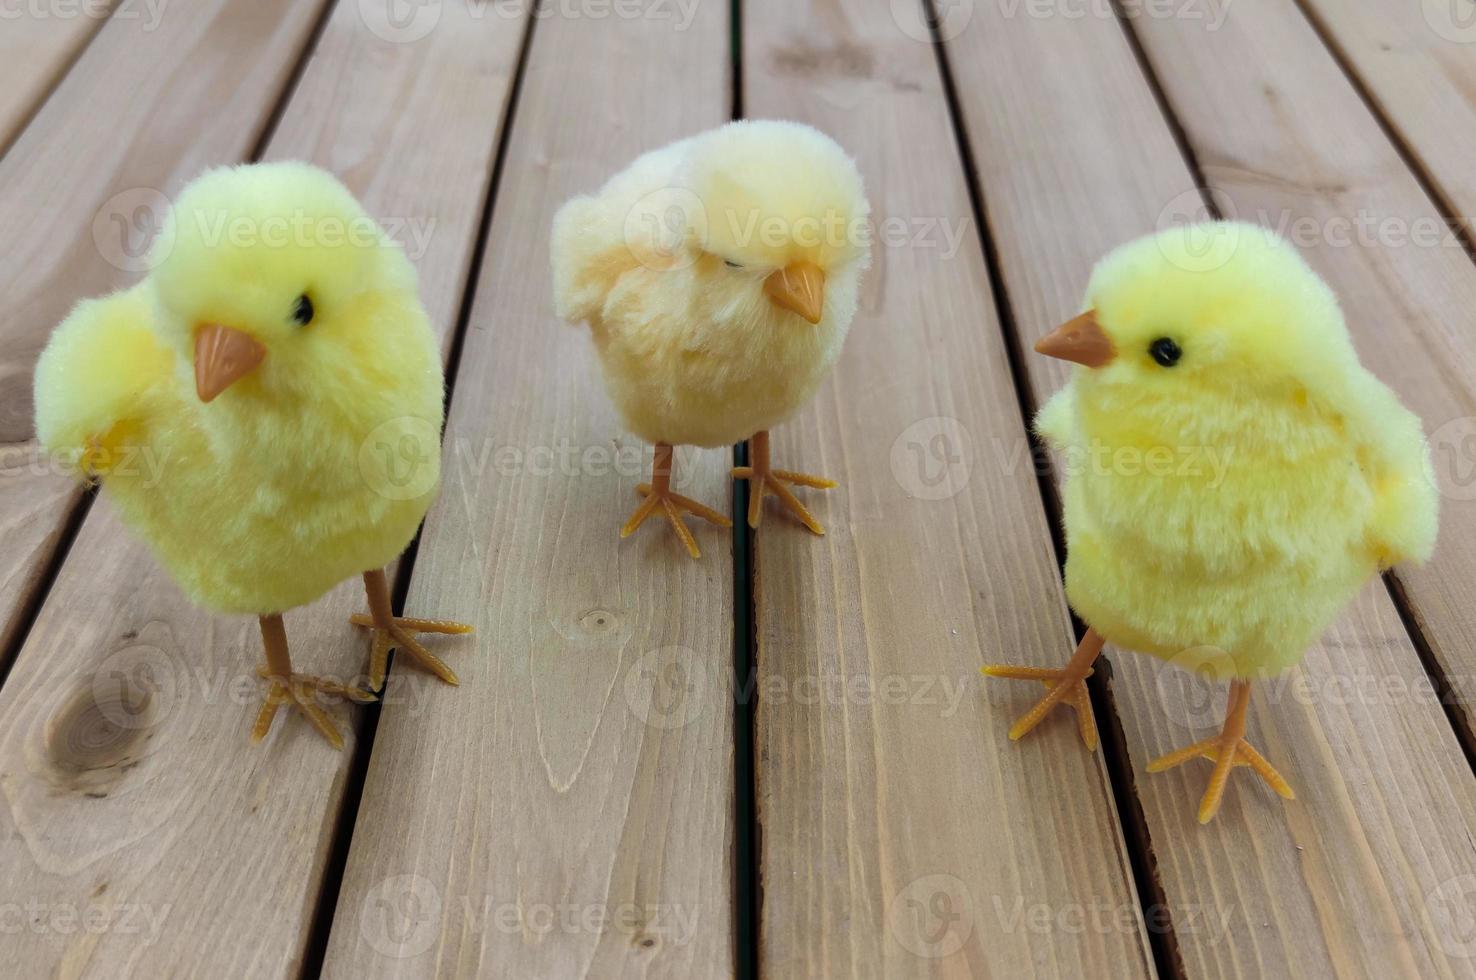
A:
982;628;1104;751
352;569;473;689
250;615;373;750
251;669;374;750
352;620;470;690
734;430;836;534
1147;680;1295;824
621;443;732;559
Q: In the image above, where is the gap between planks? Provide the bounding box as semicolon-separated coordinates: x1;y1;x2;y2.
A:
297;8;545;974
924;1;1187;975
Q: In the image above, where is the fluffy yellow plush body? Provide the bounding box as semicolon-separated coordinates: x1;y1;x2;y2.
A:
551;120;870;448
34;163;444;616
1038;223;1438;678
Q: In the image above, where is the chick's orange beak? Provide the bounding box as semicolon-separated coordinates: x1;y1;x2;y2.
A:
1035;310;1116;368
764;261;826;325
195;323;266;403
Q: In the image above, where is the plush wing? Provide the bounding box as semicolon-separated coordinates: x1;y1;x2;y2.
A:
1034;383;1078;451
1345;376;1439;568
34;283;172;478
551;141;692;326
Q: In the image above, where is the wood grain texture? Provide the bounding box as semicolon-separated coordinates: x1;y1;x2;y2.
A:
321;6;736;978
0;0;112;153
1296;0;1476;220
0;0;329;677
0;2;528;975
944;0;1476;975
744;2;1153;976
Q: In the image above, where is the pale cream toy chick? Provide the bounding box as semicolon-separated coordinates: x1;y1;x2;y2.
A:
552;120;871;557
34;163;472;748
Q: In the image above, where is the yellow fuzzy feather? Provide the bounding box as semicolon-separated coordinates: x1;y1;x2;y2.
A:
34;162;445;615
551;120;870;448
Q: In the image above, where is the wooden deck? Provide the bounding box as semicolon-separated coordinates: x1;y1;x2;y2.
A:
1;0;1475;976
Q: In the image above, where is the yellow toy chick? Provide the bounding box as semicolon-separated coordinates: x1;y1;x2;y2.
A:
34;162;471;748
985;223;1438;823
551;120;871;557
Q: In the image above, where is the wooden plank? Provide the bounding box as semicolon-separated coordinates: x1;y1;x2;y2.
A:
0;2;528;975
742;2;1153;976
1297;0;1476;221
0;0;113;153
944;1;1476;975
321;6;736;978
0;0;329;675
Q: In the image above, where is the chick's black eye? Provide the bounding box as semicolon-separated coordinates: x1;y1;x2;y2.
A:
723;259;742;269
291;294;314;327
1149;337;1182;367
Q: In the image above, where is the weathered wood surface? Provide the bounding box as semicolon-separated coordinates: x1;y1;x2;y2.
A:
1298;0;1476;221
0;1;528;974
0;0;111;152
743;1;1153;976
322;5;738;977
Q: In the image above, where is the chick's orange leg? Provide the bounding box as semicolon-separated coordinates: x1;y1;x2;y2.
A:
733;430;837;535
251;614;374;750
350;568;473;690
1147;680;1295;824
622;443;732;559
982;628;1104;751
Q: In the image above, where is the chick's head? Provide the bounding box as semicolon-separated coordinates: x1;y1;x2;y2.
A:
673;120;870;327
149;162;423;407
1039;222;1359;428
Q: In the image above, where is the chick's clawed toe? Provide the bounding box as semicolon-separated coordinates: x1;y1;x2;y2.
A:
349;615;472;689
1147;680;1295;824
624;482;733;560
735;431;836;535
1148;734;1295;825
982;628;1105;751
251;669;374;750
982;664;1098;751
352;568;473;690
620;443;732;560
